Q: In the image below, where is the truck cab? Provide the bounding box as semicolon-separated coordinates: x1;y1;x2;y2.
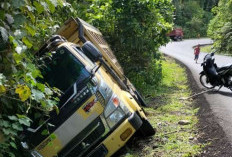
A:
21;18;155;157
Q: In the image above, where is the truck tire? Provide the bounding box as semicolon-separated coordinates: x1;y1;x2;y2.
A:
170;36;175;41
178;36;183;41
137;119;156;137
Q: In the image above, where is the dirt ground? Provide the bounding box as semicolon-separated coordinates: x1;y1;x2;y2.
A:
179;60;232;157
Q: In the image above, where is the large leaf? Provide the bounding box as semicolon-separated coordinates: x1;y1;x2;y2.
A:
34;1;45;14
2;128;11;135
25;72;36;86
0;73;6;86
5;14;14;24
13;14;26;27
22;37;33;48
0;85;6;93
15;85;31;101
45;0;55;13
27;12;35;23
9;35;18;47
50;133;56;139
8;115;18;121
45;87;53;95
0;27;8;42
31;89;45;102
36;83;45;92
41;129;49;135
15;45;27;54
57;0;63;7
10;142;17;149
12;123;23;131
32;69;42;78
0;120;11;127
0;10;5;20
18;117;31;126
14;29;25;39
46;99;57;108
11;0;25;8
25;25;36;36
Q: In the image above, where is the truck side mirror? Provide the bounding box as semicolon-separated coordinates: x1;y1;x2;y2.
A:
82;41;102;62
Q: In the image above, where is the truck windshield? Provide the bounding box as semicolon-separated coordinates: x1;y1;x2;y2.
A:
40;47;91;92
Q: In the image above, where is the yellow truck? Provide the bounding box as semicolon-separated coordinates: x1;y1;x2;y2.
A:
20;17;155;157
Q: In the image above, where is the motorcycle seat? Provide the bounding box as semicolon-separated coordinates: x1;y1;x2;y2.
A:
217;64;232;72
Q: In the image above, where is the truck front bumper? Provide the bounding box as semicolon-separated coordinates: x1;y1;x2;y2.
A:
88;112;143;157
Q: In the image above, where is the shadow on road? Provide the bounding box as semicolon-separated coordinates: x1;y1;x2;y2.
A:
208;90;232;97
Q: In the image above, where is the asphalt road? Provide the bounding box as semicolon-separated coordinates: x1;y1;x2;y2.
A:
160;38;232;143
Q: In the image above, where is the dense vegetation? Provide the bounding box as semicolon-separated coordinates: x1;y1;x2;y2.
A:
0;0;173;156
0;0;71;156
208;0;232;54
173;0;218;38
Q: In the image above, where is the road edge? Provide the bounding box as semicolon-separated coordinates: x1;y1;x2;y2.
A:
163;54;232;156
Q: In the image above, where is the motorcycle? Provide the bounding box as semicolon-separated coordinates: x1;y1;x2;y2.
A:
199;52;232;91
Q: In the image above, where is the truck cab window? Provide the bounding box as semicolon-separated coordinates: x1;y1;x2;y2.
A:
40;47;91;93
72;46;95;68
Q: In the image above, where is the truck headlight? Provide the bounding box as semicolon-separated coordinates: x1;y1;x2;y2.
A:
104;94;130;128
106;108;125;128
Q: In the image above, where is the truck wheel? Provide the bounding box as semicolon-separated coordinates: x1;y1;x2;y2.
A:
137;119;156;137
170;36;175;41
177;36;182;41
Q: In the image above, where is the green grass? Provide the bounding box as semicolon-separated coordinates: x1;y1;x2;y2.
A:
200;45;232;56
201;45;212;53
120;57;205;157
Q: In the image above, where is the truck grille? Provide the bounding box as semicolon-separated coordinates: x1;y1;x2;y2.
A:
58;117;105;157
96;91;105;106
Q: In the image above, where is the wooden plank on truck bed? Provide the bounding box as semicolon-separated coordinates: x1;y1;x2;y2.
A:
57;18;78;41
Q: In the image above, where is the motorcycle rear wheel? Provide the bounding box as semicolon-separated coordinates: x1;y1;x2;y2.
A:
200;74;215;89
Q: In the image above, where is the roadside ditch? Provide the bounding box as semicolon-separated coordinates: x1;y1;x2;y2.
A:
114;56;232;157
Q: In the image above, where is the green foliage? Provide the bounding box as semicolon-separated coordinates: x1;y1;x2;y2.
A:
0;0;73;156
208;0;232;54
201;45;213;53
108;0;173;94
173;0;218;38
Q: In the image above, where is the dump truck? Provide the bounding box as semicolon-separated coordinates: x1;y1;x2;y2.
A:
167;28;184;41
20;17;155;157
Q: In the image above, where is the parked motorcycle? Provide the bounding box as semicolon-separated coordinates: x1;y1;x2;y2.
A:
199;52;232;91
